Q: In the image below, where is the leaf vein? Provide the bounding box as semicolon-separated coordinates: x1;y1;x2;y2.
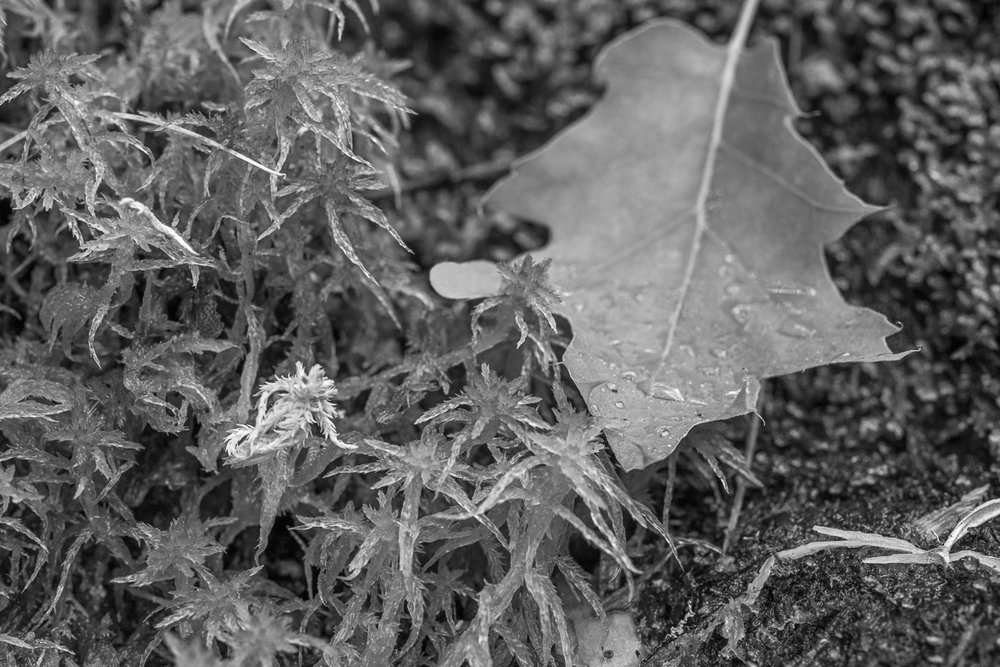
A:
649;0;761;387
719;141;869;214
584;208;695;277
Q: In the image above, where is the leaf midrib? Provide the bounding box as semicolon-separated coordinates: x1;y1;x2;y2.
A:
648;0;762;395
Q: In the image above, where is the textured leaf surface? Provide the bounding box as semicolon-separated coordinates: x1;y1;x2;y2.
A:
433;20;905;470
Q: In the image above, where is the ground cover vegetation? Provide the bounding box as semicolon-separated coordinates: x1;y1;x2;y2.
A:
0;0;998;665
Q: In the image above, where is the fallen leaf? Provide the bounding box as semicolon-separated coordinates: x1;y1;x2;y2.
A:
432;19;906;469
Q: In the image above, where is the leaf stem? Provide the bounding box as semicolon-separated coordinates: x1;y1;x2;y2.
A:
729;0;763;65
722;386;764;555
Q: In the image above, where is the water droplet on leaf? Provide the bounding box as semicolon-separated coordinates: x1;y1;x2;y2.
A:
697;365;722;378
638;381;684;402
729;303;752;325
764;282;816;297
778;318;817;339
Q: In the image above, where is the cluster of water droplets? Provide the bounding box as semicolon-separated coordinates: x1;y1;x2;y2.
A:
573;247;868;447
717;253;823;342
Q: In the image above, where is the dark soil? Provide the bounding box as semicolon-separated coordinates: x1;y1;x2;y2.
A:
636;406;1000;666
377;0;1000;664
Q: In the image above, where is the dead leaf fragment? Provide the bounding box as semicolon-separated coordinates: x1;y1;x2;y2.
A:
573;611;642;667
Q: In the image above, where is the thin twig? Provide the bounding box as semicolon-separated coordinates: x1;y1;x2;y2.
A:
661;452;678;531
722;386;765;555
369;156;514;201
945;616;980;667
0;129;28;155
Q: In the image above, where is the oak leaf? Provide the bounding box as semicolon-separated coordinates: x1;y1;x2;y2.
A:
432;20;906;470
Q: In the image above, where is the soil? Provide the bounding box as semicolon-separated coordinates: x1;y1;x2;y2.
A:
375;1;1000;665
634;402;1000;666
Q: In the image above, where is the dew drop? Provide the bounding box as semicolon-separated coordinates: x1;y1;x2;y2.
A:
607;383;618;392
614;400;625;409
729;303;753;325
725;283;742;297
778;319;817;339
656;426;671;438
647;382;684;402
574;303;585;313
764;282;817;297
710;348;728;359
697;365;722;378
